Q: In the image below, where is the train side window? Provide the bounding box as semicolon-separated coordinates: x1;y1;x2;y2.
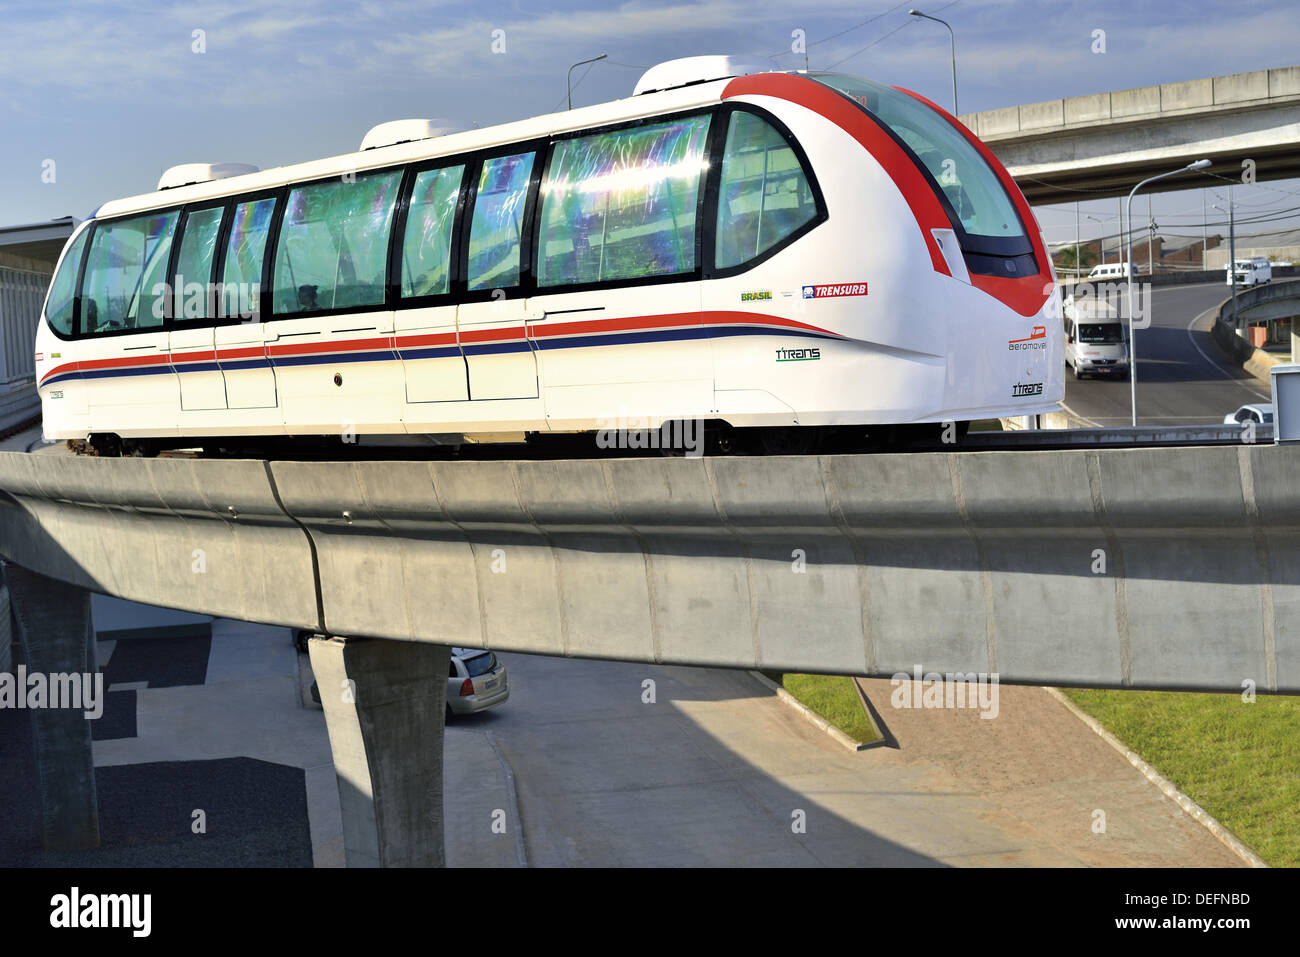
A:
714;112;819;270
401;165;465;298
272;171;402;315
467;152;535;291
537;115;712;287
172;206;225;320
221;197;278;320
82;211;179;334
44;227;91;336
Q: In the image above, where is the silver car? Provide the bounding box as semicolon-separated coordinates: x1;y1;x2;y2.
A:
447;648;509;717
1223;403;1273;426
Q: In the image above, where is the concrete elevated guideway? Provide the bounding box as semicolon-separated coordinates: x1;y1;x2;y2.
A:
960;66;1300;203
3;444;1298;864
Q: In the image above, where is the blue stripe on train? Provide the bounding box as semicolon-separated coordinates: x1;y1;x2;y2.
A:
41;324;841;387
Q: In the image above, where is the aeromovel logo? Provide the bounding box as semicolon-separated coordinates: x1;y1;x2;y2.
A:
1008;326;1048;351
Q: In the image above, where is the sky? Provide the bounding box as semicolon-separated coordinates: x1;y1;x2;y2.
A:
3;0;1299;248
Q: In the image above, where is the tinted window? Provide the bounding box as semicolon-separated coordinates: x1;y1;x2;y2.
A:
1078;323;1123;344
538;116;712;286
463;652;498;678
812;74;1025;244
273;171;402;314
467;152;535;291
82;211;178;334
401;165;464;298
221;197;277;319
45;227;90;336
173;207;224;320
715;111;818;270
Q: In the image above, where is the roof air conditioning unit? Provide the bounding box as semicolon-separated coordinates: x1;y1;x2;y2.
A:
633;56;774;95
360;119;463;151
157;163;259;191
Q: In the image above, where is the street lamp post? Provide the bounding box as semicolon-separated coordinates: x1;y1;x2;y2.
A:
908;9;957;115
567;53;607;110
1126;159;1211;427
1084;214;1104;266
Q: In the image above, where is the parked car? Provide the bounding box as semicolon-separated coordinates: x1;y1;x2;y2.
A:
1223;403;1274;426
447;647;509;717
293;634;510;719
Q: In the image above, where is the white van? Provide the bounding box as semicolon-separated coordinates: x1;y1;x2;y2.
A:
1227;259;1271;286
1086;262;1140;281
1063;295;1129;380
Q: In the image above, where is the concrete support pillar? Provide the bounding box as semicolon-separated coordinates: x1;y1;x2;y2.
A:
0;583;12;675
1;562;99;851
308;636;450;867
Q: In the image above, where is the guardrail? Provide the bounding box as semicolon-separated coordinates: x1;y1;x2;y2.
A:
1212;279;1300;378
1;444;1296;693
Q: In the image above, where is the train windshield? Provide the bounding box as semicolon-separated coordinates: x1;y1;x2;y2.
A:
810;74;1027;248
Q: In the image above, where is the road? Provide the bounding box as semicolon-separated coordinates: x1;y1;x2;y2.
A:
1060;282;1271;427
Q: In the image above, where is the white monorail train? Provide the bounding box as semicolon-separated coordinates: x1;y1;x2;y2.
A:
36;56;1063;455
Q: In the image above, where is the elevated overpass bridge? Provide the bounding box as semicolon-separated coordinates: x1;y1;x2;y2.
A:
2;440;1298;864
962;65;1300;203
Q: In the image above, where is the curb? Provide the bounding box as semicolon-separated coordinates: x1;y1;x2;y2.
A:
748;670;866;753
1043;687;1268;868
486;732;529;868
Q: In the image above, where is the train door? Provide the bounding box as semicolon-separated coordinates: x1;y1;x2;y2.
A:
394;163;470;404
169;203;227;411
264;170;405;434
527;114;715;430
79;209;181;434
216;195;280;410
457;150;540;401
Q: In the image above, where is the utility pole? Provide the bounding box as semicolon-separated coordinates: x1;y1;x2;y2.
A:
1149;193;1159;276
1229;183;1238;333
1074;202;1080;279
1117;196;1124;270
1202;189;1208;270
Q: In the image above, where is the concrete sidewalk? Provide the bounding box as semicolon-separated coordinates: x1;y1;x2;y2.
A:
853;678;1245;867
480;654;1245;866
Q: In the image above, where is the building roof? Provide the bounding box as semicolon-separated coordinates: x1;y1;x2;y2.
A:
0;217;78;267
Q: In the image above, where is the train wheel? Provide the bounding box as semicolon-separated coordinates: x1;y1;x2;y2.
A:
87;433;122;457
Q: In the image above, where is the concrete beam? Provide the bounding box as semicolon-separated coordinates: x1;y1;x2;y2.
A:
0;455;319;630
3;445;1300;693
1230;279;1300;323
952;63;1300;203
2;561;99;850
308;636;450;867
